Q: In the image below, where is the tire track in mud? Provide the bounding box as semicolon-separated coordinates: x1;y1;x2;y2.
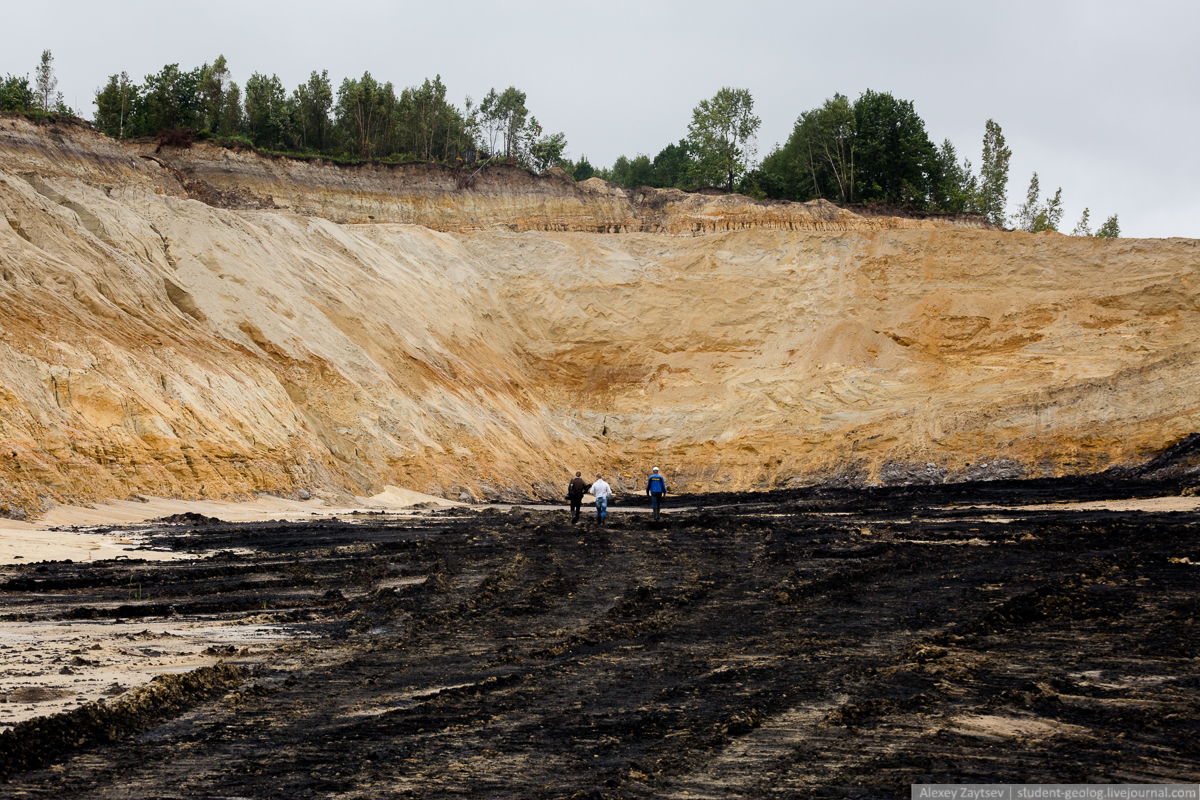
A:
1;490;1198;797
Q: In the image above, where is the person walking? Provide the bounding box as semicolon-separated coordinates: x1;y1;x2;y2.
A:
645;467;667;517
590;473;612;525
566;471;588;524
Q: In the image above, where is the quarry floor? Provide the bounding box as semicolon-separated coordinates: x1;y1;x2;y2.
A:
1;478;1198;798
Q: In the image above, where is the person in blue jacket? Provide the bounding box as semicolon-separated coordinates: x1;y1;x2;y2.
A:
645;467;667;517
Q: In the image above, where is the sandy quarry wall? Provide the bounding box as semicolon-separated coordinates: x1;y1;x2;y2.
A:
0;116;1197;513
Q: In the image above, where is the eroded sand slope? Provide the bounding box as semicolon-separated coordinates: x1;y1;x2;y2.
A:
0;118;1197;512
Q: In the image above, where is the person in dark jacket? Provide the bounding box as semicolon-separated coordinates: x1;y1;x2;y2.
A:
646;467;667;516
566;471;588;523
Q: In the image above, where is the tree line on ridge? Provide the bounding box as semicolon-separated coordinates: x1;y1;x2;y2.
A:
0;51;1118;236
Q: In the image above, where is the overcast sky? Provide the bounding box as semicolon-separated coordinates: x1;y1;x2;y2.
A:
7;0;1198;238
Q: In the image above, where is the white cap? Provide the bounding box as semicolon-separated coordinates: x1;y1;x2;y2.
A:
652;467;659;473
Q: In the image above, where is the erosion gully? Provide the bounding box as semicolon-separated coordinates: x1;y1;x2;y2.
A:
1;477;1197;798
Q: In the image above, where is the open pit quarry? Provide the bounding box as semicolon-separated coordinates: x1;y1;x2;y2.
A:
1;115;1198;515
2;114;1200;798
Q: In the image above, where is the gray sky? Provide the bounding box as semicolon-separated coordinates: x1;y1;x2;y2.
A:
8;0;1198;238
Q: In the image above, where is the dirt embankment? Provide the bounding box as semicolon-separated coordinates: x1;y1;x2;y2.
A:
129;137;991;235
1;116;1199;514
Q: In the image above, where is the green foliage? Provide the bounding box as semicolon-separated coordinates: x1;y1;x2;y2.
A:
198;56;230;133
25;53;1136;232
478;86;528;159
978;119;1011;227
244;72;291;149
687;87;761;192
1037;187;1064;232
527;127;568;173
1073;208;1119;239
1;74;35;113
797;93;857;202
1095;214;1120;238
608;155;633;185
401;75;454;161
213;132;254;149
462;85;564;170
335;72;397;159
93;72;135;138
752;91;938;207
603;140;696;189
73;58;539;170
853;90;937;207
652;139;695;189
1012;173;1064;232
293;70;332;152
219;81;244;137
738;159;788;200
1072;207;1091;236
626;154;655;186
570;155;596;181
141;63;203;134
931;139;977;213
34;50;63;113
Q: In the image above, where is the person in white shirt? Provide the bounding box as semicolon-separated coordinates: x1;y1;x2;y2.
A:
589;473;612;525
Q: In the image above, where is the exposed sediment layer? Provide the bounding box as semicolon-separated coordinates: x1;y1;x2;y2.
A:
129;138;990;235
0;116;1197;512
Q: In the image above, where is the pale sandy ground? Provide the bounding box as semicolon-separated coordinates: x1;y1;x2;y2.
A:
983;496;1200;513
0;485;464;566
0;617;301;731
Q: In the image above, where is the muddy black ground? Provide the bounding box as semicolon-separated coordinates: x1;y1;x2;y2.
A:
2;477;1198;798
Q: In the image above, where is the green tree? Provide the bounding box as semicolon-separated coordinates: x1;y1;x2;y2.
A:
651;139;695;188
142;63;202;132
752;94;855;202
571;154;596;181
1012;172;1042;231
34;50;62;112
1038;187;1064;232
244;72;291;149
1096;214;1120;238
931;139;977;213
408;75;446;160
1012;173;1064;232
527;125;569;173
335;72;397;159
978;119;1011;227
397;75;472;163
0;74;34;113
687;87;761;192
609;154;633;186
198;55;231;132
478;86;528;159
219;81;243;136
292;71;332;152
626;154;654;186
1071;208;1092;236
805;94;857;202
93;72;135;138
853;90;936;207
739;155;791;200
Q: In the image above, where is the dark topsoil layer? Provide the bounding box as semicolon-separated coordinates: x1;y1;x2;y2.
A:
1;473;1198;799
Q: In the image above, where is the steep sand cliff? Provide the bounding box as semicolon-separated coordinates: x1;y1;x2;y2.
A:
0;116;1197;513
